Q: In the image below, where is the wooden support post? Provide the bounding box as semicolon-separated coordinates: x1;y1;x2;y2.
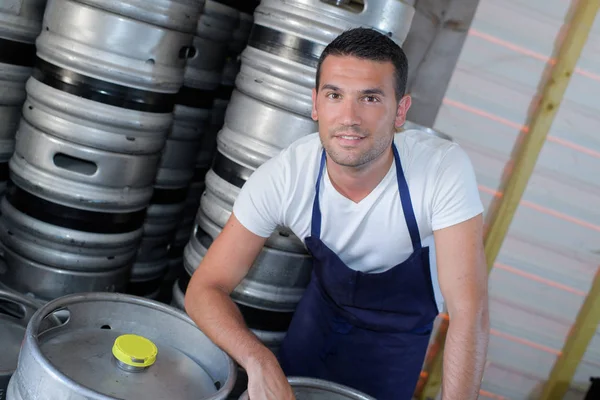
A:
539;268;600;400
416;1;600;399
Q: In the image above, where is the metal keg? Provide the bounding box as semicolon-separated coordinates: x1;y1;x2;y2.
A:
10;0;203;213
172;276;291;356
75;0;204;33
184;0;239;92
154;130;204;190
0;185;140;301
0;289;41;400
128;236;171;297
0;0;47;43
0;0;48;194
128;189;188;297
202;167;306;254
11;117;162;213
239;377;376;400
218;0;415;169
6;292;237;400
185;210;313;312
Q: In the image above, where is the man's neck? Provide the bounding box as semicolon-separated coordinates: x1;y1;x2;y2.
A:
326;147;394;203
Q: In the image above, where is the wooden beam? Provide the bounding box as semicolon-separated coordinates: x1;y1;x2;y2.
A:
403;0;481;127
539;268;600;400
416;1;600;399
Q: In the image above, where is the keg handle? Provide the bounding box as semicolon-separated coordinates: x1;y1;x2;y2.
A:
179;46;197;60
0;289;40;323
320;0;352;5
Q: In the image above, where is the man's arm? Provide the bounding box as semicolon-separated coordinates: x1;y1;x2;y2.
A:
184;213;295;399
434;213;490;400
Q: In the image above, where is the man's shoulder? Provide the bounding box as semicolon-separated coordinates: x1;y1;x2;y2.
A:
273;132;322;169
395;127;461;168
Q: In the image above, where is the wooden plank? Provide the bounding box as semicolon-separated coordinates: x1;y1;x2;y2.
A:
538;268;600;400
403;0;481;127
416;1;600;399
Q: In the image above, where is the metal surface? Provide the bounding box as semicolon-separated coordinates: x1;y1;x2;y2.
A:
0;196;139;301
10;117;161;213
0;289;40;400
202;169;306;254
154;135;204;189
22;77;172;155
75;0;204;33
37;0;197;92
0;64;30;163
129;236;171;283
218;0;415;170
184;0;239;91
142;199;187;238
238;377;376;400
6;292;237;399
185;211;313;312
0;0;47;43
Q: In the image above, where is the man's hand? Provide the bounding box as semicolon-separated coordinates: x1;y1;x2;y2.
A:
245;352;296;400
184;213;295;399
434;213;490;400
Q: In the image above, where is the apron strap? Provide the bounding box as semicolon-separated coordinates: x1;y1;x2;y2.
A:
392;143;422;251
311;143;422;251
310;150;327;238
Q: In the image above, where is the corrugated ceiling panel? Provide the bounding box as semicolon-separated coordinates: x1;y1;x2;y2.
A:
430;0;600;397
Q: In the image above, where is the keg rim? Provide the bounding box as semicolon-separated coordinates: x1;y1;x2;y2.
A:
0;287;42;316
238;376;376;400
24;292;237;400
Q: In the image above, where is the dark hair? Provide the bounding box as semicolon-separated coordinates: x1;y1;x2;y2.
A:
315;27;409;101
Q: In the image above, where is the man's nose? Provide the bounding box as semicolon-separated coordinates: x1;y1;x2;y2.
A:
338;98;362;126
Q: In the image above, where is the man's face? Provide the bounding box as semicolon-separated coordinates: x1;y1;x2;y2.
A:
312;55;411;168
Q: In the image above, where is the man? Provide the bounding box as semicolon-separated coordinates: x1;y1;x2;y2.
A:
185;28;489;400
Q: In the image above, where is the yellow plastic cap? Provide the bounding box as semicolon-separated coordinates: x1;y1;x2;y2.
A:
112;334;158;368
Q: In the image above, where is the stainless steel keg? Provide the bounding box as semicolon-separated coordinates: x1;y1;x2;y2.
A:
6;292;237;400
0;189;140;301
10;0;203;213
218;0;415;170
184;210;313;312
0;289;41;400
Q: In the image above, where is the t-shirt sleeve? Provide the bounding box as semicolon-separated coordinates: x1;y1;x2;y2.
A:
430;143;484;231
232;154;286;238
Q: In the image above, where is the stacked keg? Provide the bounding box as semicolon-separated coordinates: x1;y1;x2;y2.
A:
0;0;47;196
0;0;204;302
6;292;237;399
127;0;243;300
170;2;258;300
183;0;415;348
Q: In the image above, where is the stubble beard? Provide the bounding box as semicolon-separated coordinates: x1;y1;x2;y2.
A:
322;126;394;169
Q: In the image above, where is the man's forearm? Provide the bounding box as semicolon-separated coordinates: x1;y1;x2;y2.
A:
184;286;276;370
441;307;490;400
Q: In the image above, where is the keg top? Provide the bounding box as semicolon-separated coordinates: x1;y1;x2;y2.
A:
112;334;158;369
23;292;236;399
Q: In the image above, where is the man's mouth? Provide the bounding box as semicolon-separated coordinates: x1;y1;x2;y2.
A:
337;135;363;141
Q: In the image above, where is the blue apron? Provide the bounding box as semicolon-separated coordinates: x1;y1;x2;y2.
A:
279;143;440;399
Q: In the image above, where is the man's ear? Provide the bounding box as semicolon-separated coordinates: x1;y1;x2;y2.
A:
311;87;318;121
394;94;412;129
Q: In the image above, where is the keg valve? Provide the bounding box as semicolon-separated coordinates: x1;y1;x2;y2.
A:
112;334;158;373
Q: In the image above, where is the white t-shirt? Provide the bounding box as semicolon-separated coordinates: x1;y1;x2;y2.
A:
232;129;484;311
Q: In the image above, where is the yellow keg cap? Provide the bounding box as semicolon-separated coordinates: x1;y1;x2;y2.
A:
112;334;158;368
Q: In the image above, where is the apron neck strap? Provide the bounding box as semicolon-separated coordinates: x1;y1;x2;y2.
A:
311;143;422;251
